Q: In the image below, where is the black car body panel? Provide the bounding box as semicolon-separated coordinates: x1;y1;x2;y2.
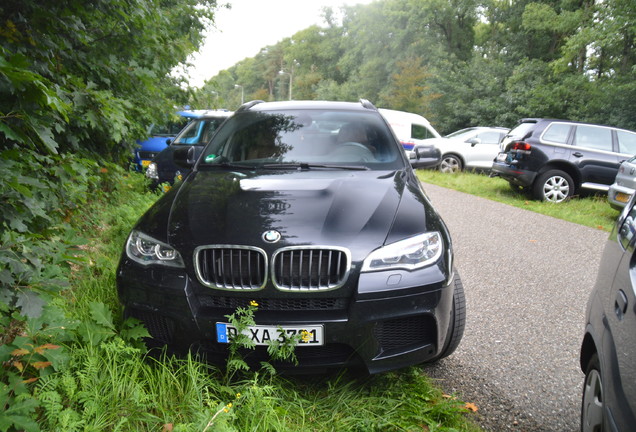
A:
580;196;636;431
117;100;461;374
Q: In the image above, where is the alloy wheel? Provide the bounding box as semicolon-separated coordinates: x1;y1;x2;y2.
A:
581;366;603;432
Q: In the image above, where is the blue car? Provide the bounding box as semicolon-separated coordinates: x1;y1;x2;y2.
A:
145;110;233;190
133;110;202;171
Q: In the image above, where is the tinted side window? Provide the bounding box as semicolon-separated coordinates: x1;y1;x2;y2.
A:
412;124;433;140
542;123;571;144
573;125;612;152
617;130;636;155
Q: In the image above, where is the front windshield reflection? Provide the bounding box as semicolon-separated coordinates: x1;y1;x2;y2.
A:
200;110;403;169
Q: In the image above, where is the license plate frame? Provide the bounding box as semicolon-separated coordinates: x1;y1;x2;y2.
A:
616;192;631;203
216;322;324;346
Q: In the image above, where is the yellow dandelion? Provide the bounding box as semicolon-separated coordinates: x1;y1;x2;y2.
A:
250;300;259;307
301;330;311;343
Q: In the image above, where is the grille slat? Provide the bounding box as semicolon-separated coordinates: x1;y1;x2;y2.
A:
272;247;350;291
195;245;350;292
196;246;267;291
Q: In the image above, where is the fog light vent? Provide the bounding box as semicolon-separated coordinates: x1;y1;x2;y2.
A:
375;316;435;351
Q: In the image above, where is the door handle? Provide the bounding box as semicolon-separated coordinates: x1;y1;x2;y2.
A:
572;152;584;157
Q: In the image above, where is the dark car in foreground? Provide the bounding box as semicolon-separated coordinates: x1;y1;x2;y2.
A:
580;195;636;431
117;99;464;374
491;118;636;202
146;110;233;191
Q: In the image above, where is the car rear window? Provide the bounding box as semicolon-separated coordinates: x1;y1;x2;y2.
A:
507;122;536;140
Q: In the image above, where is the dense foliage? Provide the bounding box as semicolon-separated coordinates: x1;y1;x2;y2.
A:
0;1;218;429
196;0;636;134
0;0;218;159
1;0;633;429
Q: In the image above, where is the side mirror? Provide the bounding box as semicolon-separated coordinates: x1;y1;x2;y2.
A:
173;146;199;169
410;145;441;169
467;137;481;147
166;138;173;145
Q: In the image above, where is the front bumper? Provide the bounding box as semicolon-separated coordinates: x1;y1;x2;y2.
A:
117;258;455;374
607;183;634;209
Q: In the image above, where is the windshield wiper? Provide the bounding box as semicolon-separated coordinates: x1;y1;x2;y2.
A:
206;162;257;170
262;163;369;171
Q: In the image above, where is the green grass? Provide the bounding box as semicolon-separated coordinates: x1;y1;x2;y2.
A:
36;171;483;432
416;170;620;232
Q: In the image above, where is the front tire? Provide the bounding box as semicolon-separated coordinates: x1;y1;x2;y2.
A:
581;353;604;432
533;169;574;202
439;154;463;173
432;273;466;361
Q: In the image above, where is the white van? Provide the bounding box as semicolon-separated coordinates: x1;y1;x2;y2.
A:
378;108;442;157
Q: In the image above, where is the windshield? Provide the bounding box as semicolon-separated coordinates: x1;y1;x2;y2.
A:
173;117;227;146
149;118;190;137
199;109;404;170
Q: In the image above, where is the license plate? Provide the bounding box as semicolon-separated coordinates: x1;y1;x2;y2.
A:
616;192;631;203
496;152;507;162
141;160;152;167
216;323;324;346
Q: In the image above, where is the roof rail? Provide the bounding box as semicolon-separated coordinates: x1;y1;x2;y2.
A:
359;99;377;110
237;100;265;112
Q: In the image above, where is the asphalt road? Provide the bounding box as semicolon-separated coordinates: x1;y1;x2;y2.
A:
419;183;611;432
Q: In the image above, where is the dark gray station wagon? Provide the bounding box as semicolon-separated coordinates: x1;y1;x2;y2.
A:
492;118;636;202
117;100;464;374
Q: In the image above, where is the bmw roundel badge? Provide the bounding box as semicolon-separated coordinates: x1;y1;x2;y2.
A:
262;230;281;243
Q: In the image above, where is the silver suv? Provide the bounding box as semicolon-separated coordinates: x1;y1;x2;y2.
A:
608;155;636;209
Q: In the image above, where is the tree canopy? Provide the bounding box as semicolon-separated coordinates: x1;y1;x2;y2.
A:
196;0;636;134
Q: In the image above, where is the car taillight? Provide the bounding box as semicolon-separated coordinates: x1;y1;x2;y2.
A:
512;141;531;151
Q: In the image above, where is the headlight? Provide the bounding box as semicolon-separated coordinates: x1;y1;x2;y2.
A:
361;232;443;272
125;230;184;268
145;162;158;180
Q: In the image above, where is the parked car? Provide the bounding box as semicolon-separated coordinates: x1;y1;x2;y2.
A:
378;108;442;156
580;194;636;431
427;127;509;173
608;155;636;210
491;118;636;202
117;99;464;374
133;110;201;171
146;110;233;190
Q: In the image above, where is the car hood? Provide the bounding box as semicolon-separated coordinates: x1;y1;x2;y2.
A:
152;168;429;261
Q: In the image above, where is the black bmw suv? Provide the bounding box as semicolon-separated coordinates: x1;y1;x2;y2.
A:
491;118;636;202
117;100;464;374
